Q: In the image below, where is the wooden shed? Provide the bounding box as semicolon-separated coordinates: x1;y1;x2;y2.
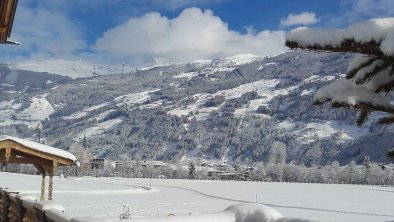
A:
0;135;77;201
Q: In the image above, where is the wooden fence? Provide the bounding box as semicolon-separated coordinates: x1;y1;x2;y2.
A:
0;188;108;222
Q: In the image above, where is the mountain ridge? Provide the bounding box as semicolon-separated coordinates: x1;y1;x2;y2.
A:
0;51;391;166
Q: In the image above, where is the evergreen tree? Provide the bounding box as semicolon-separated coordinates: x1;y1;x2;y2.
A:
286;18;394;158
363;155;371;169
83;134;87;149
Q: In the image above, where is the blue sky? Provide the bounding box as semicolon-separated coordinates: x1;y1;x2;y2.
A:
2;0;394;65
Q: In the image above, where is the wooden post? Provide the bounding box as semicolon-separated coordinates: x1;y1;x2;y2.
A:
48;161;57;201
1;190;19;222
1;190;10;222
0;189;5;222
48;175;53;201
8;197;17;222
40;174;46;201
15;196;25;222
34;206;45;222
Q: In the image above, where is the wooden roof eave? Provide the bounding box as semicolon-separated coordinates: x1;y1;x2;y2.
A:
0;140;75;166
0;0;18;44
7;0;17;37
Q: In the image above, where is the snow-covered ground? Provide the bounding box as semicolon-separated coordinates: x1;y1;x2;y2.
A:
1;172;393;222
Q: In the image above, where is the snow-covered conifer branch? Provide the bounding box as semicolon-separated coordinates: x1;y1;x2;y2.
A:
377;115;394;125
356;110;370;127
346;56;378;79
286;18;394;126
286;39;384;57
387;148;394;159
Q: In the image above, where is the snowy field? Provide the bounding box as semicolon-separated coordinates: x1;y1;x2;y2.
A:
1;172;394;222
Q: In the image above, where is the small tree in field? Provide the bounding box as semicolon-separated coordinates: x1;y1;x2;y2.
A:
286;18;394;158
188;161;195;179
68;144;93;176
36;123;43;143
268;141;287;165
266;141;287;181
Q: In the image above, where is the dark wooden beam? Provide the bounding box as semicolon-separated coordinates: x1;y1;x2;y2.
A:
0;155;52;165
0;0;18;44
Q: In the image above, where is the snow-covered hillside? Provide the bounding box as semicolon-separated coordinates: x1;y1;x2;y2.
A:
212;53;262;67
2;173;393;222
8;59;135;79
138;58;175;71
141;54;261;72
167;79;284;119
0;94;54;128
1;51;391;165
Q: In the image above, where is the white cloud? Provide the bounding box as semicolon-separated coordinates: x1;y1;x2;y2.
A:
328;0;394;27
280;12;320;27
76;0;226;11
344;0;394;17
95;7;286;65
151;0;226;11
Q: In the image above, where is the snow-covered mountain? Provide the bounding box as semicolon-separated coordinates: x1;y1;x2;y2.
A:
6;54;263;79
138;58;175;71
211;53;262;67
8;59;135;79
0;51;391;165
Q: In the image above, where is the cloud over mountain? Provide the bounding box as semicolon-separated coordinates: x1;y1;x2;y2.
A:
95;7;287;65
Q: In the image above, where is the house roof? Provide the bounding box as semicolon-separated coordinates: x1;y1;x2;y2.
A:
0;135;77;165
0;0;18;44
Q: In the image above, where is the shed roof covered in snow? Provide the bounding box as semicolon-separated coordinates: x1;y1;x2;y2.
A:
285;18;394;57
0;135;77;163
0;135;77;174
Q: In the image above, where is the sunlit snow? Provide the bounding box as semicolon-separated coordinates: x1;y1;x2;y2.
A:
2;173;393;222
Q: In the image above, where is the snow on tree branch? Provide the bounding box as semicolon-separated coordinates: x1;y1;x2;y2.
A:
313;79;394;109
286;18;394;57
285;18;394;126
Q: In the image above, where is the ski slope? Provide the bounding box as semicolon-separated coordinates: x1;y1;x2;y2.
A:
1;172;393;222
